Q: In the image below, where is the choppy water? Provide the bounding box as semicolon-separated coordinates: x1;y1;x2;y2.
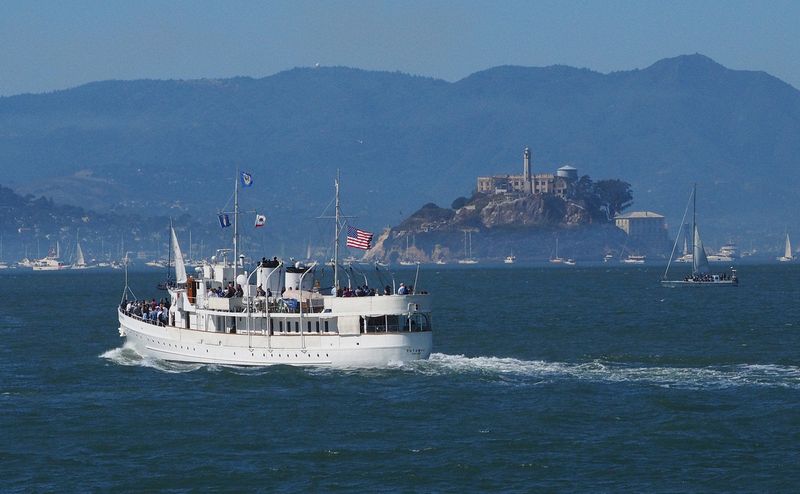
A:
2;264;800;491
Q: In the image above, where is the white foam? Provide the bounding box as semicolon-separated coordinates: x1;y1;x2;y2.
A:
402;353;800;390
99;343;204;374
98;345;800;388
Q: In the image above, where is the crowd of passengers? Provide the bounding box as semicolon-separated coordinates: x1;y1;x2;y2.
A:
207;282;244;298
684;272;735;282
120;298;171;326
336;282;414;297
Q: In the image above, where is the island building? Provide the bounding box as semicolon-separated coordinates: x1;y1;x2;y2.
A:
614;211;670;255
476;147;577;197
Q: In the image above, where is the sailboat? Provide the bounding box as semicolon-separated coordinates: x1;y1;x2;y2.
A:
0;234;9;269
71;233;94;269
458;230;478;264
504;249;516;264
675;228;692;263
777;233;793;262
399;236;416;266
549;236;564;264
662;184;738;286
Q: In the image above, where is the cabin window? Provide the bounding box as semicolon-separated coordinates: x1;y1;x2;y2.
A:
279;320;283;332
410;313;431;331
307;321;312;332
316;321;320;332
324;321;329;332
295;322;299;333
270;320;274;331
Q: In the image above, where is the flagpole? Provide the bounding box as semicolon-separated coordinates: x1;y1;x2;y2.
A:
233;167;239;281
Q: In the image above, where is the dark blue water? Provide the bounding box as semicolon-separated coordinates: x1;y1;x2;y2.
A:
2;264;800;491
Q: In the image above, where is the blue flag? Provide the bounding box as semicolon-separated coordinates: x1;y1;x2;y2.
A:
218;213;231;228
241;171;254;187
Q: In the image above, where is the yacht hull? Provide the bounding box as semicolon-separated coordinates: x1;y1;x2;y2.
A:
119;311;432;367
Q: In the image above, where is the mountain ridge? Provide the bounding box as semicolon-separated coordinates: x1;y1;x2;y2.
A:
0;53;797;251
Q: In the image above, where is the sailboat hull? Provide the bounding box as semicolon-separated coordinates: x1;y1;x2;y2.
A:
661;279;738;287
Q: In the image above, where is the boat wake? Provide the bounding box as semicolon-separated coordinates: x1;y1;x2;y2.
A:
99;346;800;389
100;344;205;374
398;353;800;390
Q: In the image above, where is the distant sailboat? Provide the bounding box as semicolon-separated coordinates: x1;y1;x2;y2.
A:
399;236;416;266
0;234;8;269
777;232;793;262
71;232;94;269
675;230;692;263
504;249;516;264
458;230;478;264
72;241;88;269
549;236;564;264
662;184;738;286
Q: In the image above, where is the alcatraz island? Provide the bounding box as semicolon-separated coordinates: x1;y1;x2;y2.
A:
365;147;670;263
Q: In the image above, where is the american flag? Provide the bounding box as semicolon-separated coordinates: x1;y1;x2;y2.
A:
346;226;373;250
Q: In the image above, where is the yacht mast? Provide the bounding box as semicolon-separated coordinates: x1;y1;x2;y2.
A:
334;170;341;290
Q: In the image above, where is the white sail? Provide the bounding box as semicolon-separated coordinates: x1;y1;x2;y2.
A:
171;226;188;284
76;242;86;266
693;225;710;275
784;233;792;259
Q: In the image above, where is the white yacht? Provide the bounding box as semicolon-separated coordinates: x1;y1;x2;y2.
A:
708;241;738;263
503;250;516;264
621;254;646;264
117;172;432;368
31;242;69;271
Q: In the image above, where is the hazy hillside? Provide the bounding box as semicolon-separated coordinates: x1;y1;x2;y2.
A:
1;54;797;252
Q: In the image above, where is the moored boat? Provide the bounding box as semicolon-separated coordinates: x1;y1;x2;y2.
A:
31;242;69;270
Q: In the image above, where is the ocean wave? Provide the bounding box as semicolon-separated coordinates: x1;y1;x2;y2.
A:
401;353;800;390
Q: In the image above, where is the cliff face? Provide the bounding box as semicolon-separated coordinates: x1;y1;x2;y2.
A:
365;191;647;262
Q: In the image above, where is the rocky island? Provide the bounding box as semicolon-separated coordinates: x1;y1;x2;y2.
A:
364;148;656;263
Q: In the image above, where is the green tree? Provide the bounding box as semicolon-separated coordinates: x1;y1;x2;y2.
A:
594;179;633;218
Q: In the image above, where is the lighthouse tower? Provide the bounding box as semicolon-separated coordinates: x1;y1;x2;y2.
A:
523;147;533;195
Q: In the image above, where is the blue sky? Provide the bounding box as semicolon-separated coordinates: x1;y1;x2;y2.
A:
1;0;798;96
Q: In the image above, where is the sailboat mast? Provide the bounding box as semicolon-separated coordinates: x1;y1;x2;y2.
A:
233;167;240;281
334;171;340;291
692;183;697;274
